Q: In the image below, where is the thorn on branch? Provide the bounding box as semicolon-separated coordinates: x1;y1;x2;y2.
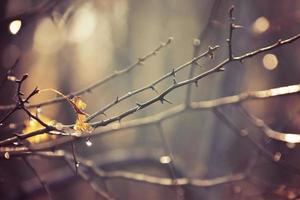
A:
136;102;143;111
160;97;173;104
207;46;217;59
117;116;122;123
150;85;159;94
138;57;145;63
218;67;226;72
229;5;235;21
227;5;236;60
232;24;243;30
16;74;28;83
171;68;176;77
166;37;174;45
173;78;177;85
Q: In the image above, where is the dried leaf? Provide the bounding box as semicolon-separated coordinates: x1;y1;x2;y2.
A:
70;96;93;133
73;114;93;133
23;114;56;144
70;96;87;115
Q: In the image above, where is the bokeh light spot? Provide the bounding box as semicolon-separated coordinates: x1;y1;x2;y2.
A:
252;16;270;34
9;20;22;35
263;53;278;70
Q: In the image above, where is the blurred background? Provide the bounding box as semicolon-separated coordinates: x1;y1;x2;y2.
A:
1;0;300;199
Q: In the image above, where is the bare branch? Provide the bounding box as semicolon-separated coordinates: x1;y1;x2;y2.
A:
90;32;300;128
239;105;300;143
87;45;219;122
1;83;299;147
23;157;53;200
12;150;246;188
0;38;173;111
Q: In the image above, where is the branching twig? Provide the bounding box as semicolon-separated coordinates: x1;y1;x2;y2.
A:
86;45;219;121
64;153;114;200
1;83;299;147
89;32;300;127
213;107;300;175
23;157;53;200
0;38;173;111
156;123;185;200
238;105;300;143
185;0;221;105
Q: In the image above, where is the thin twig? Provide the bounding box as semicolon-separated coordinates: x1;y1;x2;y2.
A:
156;123;185;200
19;150;246;188
185;0;222;105
71;141;79;174
213;107;300;175
89;32;300;128
0;38;173;111
238;105;300;143
23;157;53;200
87;45;219;121
1;83;300;147
63;154;114;200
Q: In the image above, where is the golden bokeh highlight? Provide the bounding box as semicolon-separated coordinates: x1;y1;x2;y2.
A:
9;20;22;35
23;114;57;144
252;16;270;34
33;18;65;54
68;3;97;43
262;53;278;70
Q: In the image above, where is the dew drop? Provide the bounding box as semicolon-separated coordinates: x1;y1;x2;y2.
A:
233;185;242;194
85;139;92;147
7;76;16;81
13;142;19;146
273;152;282;162
286;142;296;149
287;191;296;199
37;107;42;113
240;129;248;136
9;20;22;35
4;152;10;160
160;155;172;164
8;123;17;129
55;123;63;130
76;162;80;168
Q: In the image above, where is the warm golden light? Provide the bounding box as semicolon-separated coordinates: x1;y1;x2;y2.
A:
69;4;97;43
283;134;300;143
33;18;65;54
262;53;278;70
252;16;270;34
9;20;22;35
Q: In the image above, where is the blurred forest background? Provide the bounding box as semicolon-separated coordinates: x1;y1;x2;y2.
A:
1;0;300;199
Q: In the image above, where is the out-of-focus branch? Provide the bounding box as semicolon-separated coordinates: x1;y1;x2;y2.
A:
213;107;300;176
63;153;115;200
10;150;246;188
239;106;300;143
0;38;173;111
23;157;53;200
156;123;185;200
185;0;221;105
